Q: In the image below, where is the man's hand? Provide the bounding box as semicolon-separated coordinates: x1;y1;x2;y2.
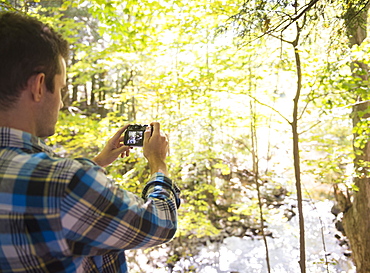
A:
93;125;131;168
143;122;169;176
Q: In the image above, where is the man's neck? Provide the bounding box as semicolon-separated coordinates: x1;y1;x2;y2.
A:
0;108;36;136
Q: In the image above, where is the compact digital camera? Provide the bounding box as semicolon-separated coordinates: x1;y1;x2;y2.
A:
123;124;150;147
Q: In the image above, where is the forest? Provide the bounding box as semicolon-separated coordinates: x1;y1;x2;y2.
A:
2;0;370;272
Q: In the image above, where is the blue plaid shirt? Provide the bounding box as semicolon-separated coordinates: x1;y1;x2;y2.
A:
0;127;180;272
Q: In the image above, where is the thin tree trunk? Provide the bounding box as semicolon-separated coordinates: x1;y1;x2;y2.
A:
250;98;271;273
291;21;306;273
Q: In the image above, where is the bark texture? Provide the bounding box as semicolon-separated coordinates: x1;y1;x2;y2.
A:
338;4;370;272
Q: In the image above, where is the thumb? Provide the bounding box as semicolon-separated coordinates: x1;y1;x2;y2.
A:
143;125;152;144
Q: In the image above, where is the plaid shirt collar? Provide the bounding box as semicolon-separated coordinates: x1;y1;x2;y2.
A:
0;127;54;155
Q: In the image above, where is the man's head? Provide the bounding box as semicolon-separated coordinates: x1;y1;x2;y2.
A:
0;12;69;111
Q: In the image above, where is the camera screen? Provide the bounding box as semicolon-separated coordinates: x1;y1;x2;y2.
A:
125;130;144;146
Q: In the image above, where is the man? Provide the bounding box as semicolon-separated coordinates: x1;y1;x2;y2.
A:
0;11;180;272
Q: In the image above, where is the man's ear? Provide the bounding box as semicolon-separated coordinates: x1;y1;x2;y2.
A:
29;73;46;102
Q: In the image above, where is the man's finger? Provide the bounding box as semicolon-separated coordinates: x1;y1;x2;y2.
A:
111;125;130;142
150;122;160;135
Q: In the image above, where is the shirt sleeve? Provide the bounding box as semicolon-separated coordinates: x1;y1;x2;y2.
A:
60;161;180;256
142;172;181;209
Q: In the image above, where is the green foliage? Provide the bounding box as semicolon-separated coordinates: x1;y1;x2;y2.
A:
302;116;354;189
37;0;328;239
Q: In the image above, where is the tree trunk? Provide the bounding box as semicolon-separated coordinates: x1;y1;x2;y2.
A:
343;99;370;272
90;74;96;107
291;27;306;273
339;3;370;272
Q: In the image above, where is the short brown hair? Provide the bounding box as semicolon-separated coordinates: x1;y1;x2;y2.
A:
0;12;69;110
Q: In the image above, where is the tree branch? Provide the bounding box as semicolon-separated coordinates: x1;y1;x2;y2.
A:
244;93;291;124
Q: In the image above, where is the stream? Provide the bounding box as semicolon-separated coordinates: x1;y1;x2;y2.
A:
171;199;355;273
